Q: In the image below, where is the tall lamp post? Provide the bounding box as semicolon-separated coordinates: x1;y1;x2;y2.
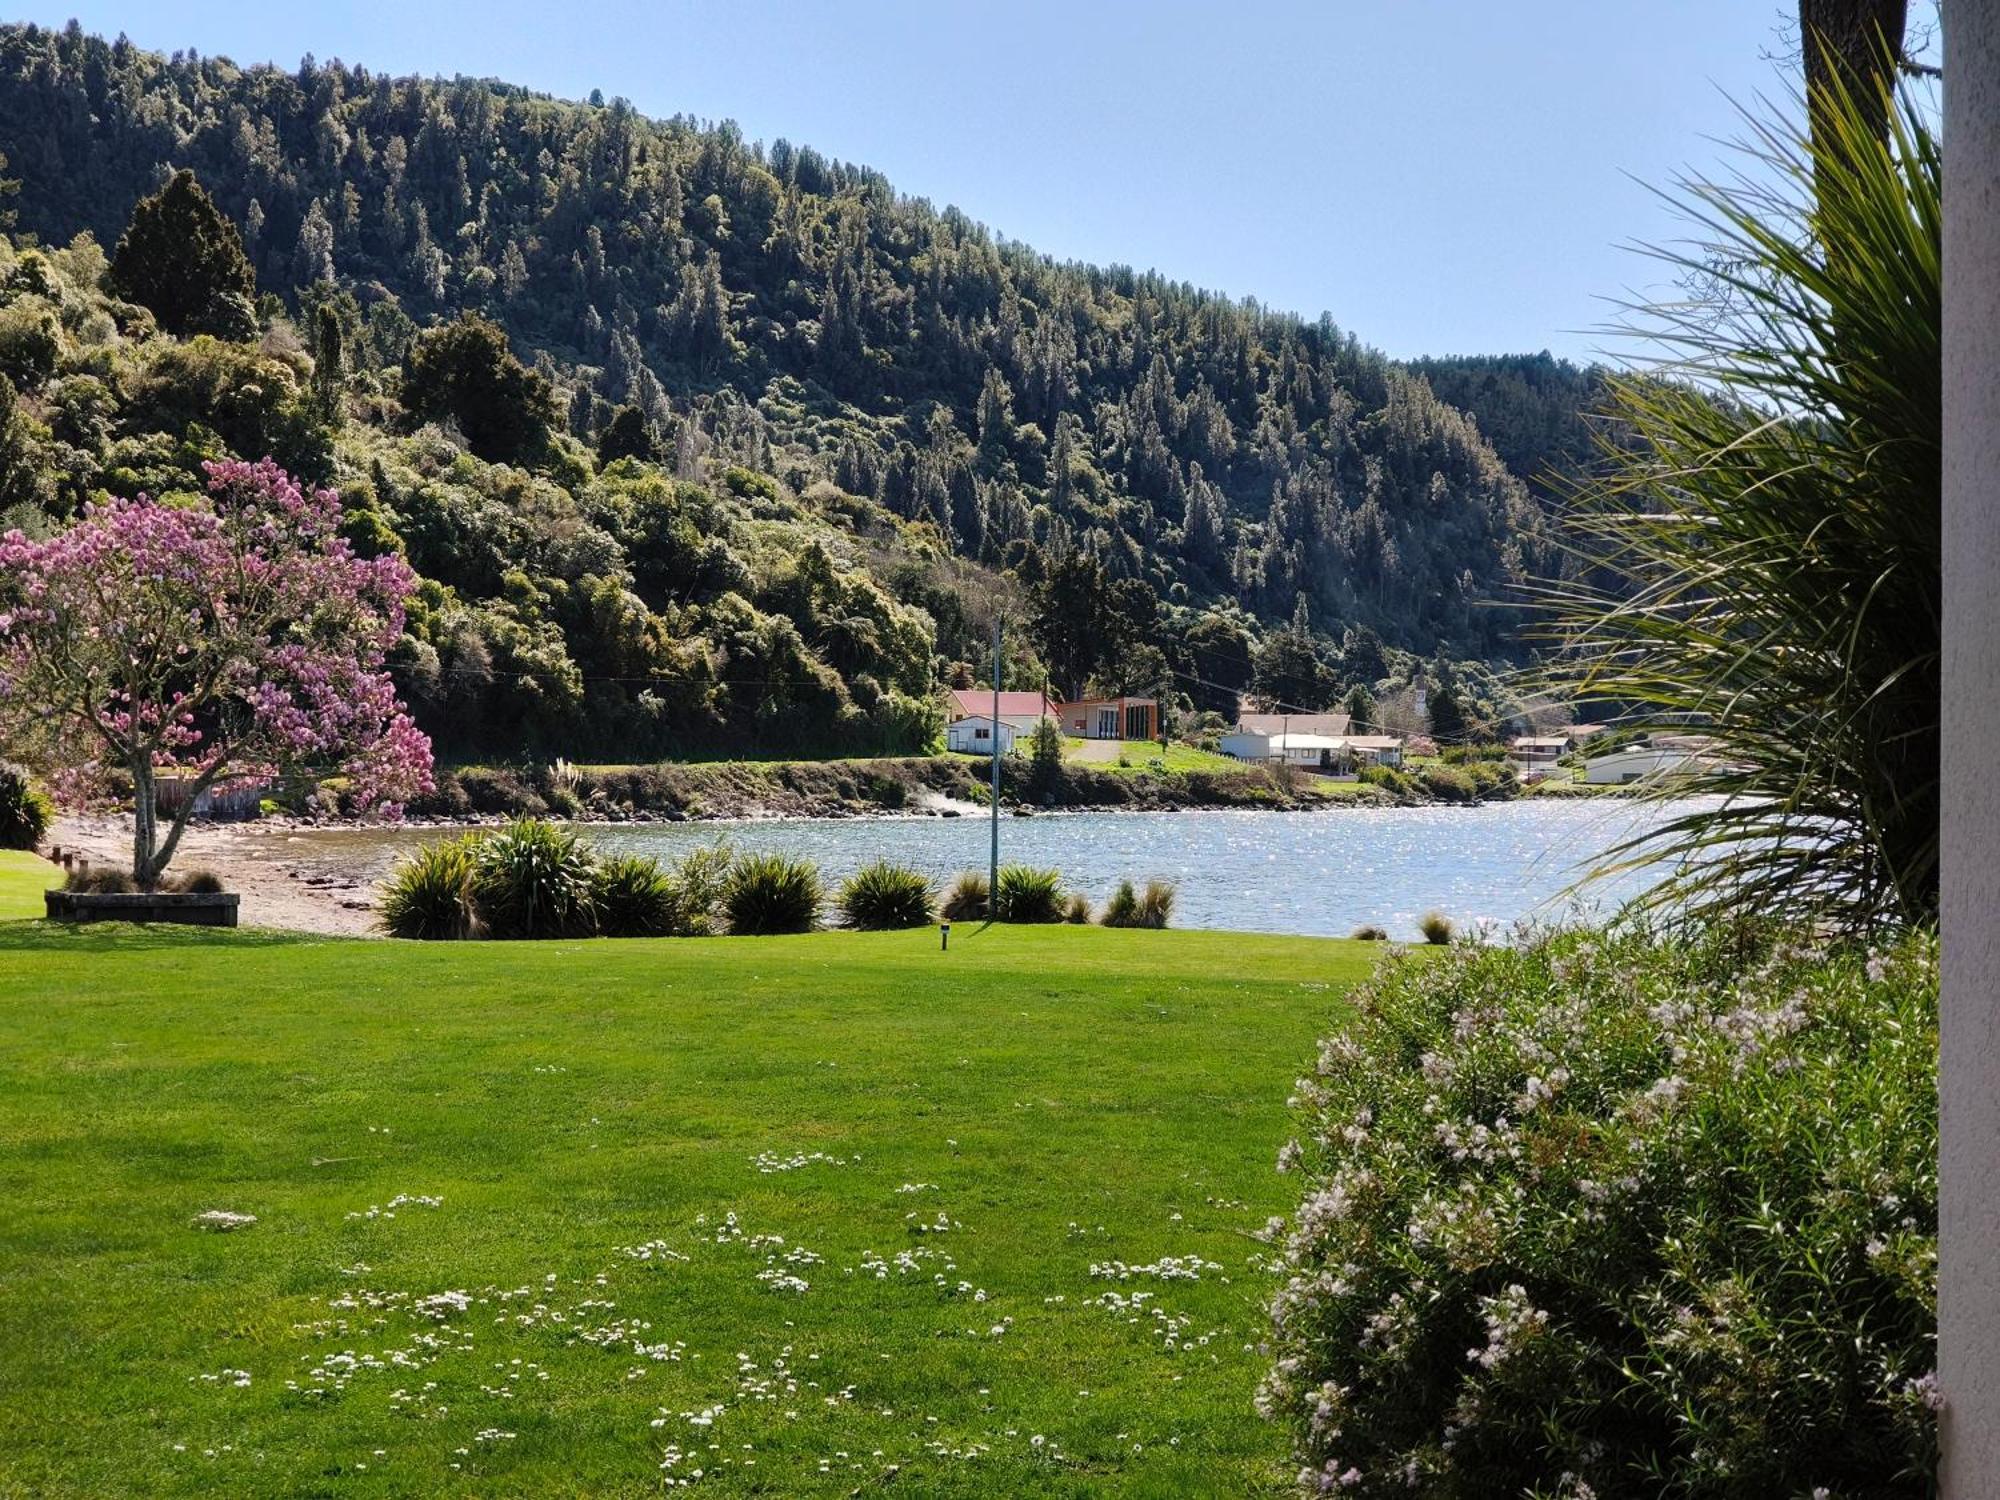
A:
989;616;1002;906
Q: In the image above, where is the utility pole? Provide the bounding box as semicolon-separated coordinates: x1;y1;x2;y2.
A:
989;616;1002;906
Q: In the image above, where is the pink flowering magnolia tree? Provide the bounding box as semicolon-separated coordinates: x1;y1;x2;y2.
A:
0;459;433;887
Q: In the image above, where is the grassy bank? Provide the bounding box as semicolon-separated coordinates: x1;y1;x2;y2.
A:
417;752;1361;822
0;920;1380;1497
0;849;55;918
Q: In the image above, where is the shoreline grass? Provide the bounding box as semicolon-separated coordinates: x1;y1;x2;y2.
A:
0;921;1378;1496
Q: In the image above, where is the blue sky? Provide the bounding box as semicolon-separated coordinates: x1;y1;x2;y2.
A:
27;2;1814;362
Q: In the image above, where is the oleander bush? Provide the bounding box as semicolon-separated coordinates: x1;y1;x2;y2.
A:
0;761;52;850
1264;926;1938;1497
837;859;935;930
470;819;597;939
378;835;484;939
941;869;990;921
592;853;679;937
993;864;1064;923
725;852;823;934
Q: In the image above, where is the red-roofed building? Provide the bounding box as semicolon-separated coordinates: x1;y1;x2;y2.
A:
946;688;1058;735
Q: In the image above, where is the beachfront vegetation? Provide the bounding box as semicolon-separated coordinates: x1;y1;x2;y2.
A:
376;835;483;940
1101;878;1176;930
835;859;935;931
0;759;49;848
470;819;600;940
1416;909;1454;945
0;918;1381;1497
940;870;990;922
722;852;824;935
1265;925;1938;1497
590;853;682;938
992;864;1065;924
1541;66;1939;932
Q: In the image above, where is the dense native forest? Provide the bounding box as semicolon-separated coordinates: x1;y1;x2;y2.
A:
0;21;1602;760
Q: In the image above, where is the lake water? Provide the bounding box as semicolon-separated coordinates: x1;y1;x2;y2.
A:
265;799;1715;941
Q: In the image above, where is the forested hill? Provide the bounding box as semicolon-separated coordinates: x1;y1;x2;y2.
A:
0;20;1605;758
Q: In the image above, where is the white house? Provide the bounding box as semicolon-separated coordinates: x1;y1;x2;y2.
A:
1218;730;1407;771
947;688;1056;736
1342;735;1407;769
1511;735;1571;781
1583;743;1698;784
946;714;1016;755
1236;710;1352;739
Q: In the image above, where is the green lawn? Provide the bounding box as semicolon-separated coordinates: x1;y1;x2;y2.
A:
0;920;1376;1497
0;848;55;918
1061;739;1251;776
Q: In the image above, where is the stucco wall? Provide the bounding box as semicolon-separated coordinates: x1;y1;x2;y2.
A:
1941;7;2000;1492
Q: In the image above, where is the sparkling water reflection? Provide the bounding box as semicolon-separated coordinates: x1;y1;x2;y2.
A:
270;798;1717;941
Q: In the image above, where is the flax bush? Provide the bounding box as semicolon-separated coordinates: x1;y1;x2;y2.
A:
1264;927;1937;1497
837;859;935;930
591;853;678;937
0;760;51;849
993;864;1064;923
470;819;597;939
378;835;482;940
724;852;822;935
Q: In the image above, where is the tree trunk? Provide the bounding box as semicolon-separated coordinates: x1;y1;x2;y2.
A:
1800;0;1908;148
129;758;158;888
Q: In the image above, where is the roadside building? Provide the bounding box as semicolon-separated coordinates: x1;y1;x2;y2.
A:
945;714;1016;756
946;688;1057;736
1511;735;1572;781
1058;695;1158;741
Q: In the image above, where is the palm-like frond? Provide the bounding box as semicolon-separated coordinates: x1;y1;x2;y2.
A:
1535;75;1939;931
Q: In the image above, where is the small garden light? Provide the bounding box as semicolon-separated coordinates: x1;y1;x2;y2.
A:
940;920;951;951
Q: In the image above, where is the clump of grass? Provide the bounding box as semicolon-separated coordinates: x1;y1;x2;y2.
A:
64;866;135;894
592;853;678;937
940;870;990;921
170;868;226;894
1101;879;1141;928
471;819;597;939
1063;891;1092;924
1418;909;1454;945
725;852;822;935
993;864;1064;924
379;835;482;940
664;842;735;936
1351;923;1389;942
1137;880;1175;929
838;860;935;930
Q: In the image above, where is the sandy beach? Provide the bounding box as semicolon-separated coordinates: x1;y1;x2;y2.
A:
49;814;381;937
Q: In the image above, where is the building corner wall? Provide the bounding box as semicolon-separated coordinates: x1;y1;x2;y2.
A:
1942;6;2000;1493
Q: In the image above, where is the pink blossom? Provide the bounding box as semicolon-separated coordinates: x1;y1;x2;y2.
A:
0;459;433;883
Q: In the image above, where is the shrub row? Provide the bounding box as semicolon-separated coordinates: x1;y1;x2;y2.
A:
380;832;1179;939
377;822;814;940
